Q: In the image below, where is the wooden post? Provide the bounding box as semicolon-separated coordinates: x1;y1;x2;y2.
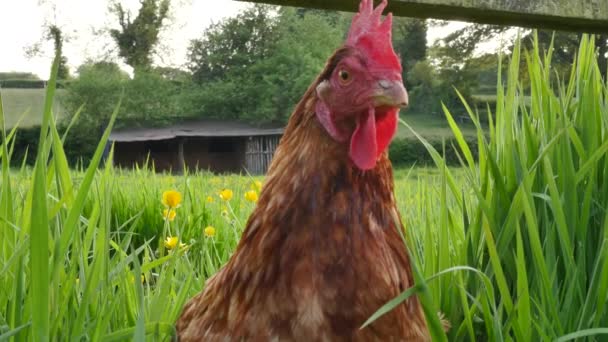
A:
177;138;185;174
237;0;608;33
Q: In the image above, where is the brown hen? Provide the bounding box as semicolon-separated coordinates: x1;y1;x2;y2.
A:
176;0;430;340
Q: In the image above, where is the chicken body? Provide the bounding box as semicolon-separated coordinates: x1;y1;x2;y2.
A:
177;60;428;341
177;0;429;339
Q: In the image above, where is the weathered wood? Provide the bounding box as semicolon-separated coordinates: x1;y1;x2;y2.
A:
177;138;185;174
245;135;281;174
238;0;608;33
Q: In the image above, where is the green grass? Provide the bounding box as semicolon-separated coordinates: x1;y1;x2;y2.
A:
0;88;66;128
2;33;608;341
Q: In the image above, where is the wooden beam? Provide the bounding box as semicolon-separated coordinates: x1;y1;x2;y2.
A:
237;0;608;33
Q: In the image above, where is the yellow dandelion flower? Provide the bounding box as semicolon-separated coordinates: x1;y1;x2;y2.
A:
244;190;258;203
162;190;182;208
164;236;179;249
206;195;214;203
204;226;216;237
219;189;233;201
252;180;263;192
162;208;177;221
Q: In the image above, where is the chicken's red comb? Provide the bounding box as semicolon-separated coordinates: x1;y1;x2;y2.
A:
346;0;401;72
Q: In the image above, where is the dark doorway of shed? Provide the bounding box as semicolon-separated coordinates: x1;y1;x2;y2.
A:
113;139;179;172
183;137;246;173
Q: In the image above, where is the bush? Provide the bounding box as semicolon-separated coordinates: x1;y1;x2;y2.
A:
2;124;101;167
389;136;478;166
0;79;69;89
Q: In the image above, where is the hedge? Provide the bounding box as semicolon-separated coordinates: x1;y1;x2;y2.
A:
4;125;99;167
0;79;69;89
388;136;479;166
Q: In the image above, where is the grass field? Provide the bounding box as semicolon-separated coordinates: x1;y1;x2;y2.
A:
0;88;66;128
2;35;608;341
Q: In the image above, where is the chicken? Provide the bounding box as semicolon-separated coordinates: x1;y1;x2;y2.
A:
176;0;430;340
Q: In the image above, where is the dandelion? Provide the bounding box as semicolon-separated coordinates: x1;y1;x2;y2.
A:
162;190;182;208
164;236;179;249
219;189;233;201
252;180;263;192
204;226;216;237
244;190;258;203
163;208;177;221
206;195;214;203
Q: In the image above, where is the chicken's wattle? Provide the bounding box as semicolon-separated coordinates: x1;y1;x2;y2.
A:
349;107;398;170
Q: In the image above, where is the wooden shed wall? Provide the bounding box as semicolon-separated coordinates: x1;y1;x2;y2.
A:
246;135;280;174
113;140;180;172
113;135;281;174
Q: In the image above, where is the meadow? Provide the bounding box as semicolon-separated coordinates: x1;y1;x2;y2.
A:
0;89;66;128
2;34;608;341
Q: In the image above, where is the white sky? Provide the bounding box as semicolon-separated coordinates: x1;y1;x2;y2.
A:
0;0;469;80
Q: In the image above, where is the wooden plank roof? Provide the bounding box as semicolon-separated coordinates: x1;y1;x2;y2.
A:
109;120;284;142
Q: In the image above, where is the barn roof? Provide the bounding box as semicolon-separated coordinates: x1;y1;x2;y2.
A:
109;120;284;142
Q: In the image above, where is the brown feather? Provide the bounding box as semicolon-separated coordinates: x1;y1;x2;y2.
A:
176;48;429;341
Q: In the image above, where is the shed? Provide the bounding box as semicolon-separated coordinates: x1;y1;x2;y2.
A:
109;120;284;174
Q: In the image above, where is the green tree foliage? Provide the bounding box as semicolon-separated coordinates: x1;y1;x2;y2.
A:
428;24;507;112
522;31;607;78
393;18;427;71
62;60;190;162
109;0;170;71
63;61;128;129
121;70;184;127
61;61;128;162
392;18;431;114
186;6;345;124
188;5;278;84
64;61;187;130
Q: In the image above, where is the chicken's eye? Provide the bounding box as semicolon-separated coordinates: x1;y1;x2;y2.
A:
338;70;351;84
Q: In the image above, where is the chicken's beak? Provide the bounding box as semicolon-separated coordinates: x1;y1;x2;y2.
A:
372;80;409;109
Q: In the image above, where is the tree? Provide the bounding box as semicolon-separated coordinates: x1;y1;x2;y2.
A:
109;0;170;72
61;61;128;162
243;7;345;122
48;25;70;80
187;4;278;84
185;6;345;124
393;19;427;69
391;18;429;114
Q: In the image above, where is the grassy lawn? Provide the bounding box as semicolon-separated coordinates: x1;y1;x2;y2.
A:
0;88;66;128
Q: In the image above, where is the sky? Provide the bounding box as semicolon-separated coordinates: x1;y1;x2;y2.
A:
0;0;468;80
